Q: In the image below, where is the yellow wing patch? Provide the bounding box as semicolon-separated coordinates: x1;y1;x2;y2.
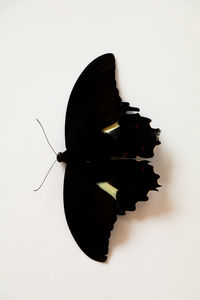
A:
97;182;118;199
98;122;120;199
102;122;119;133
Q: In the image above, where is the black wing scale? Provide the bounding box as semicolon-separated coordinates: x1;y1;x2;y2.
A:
65;53;122;152
61;53;161;262
63;164;117;262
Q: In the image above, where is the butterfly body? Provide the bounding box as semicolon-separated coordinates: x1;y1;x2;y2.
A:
60;53;161;262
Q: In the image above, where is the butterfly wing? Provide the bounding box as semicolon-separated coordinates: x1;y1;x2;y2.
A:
106;159;161;215
63;163;117;262
65;53;122;152
86;159;161;215
64;53;160;159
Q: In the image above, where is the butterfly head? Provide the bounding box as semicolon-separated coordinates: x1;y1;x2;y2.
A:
57;152;64;162
57;151;69;163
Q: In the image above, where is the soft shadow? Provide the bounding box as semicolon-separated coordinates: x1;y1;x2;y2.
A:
107;143;173;262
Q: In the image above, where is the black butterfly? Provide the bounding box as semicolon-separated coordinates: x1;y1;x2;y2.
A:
56;53;161;262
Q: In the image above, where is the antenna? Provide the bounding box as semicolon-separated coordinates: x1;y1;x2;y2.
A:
34;119;58;192
34;159;57;191
36;118;57;155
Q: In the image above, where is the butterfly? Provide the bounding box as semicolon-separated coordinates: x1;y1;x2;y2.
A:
55;53;161;262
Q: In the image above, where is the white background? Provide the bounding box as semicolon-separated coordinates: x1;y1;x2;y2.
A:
0;1;200;299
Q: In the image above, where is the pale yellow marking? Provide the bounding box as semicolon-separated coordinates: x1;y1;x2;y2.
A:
97;182;118;199
99;122;120;198
102;122;119;133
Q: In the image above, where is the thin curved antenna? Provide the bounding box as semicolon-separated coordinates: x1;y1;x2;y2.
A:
36;118;57;155
34;159;57;192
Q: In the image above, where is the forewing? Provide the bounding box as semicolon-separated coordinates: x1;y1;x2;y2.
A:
65;53;122;150
63;164;117;262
